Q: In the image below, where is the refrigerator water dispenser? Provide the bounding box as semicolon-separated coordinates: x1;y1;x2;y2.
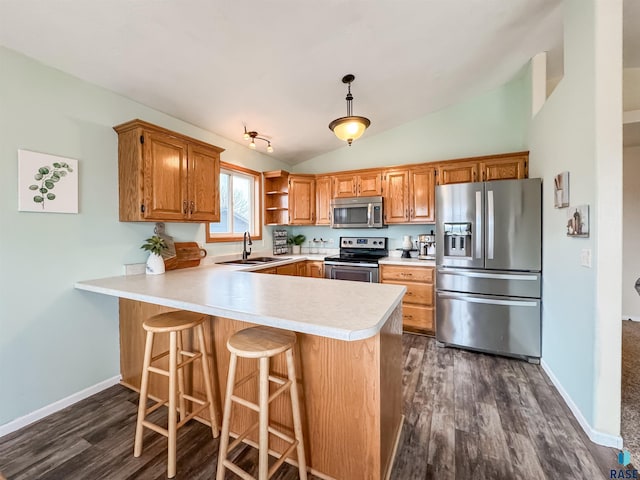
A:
443;223;472;258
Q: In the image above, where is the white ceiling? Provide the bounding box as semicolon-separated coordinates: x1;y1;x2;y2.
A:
0;1;638;163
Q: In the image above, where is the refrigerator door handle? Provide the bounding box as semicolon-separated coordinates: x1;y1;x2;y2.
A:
475;191;482;259
437;291;538;307
437;268;538;281
487;189;494;259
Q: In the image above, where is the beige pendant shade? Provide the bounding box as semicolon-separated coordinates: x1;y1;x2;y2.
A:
329;74;371;146
329;116;371;146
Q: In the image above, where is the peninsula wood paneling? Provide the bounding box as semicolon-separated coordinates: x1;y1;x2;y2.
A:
118;298;403;479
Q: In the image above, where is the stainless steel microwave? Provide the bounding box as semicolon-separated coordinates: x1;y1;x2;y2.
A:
330;196;385;229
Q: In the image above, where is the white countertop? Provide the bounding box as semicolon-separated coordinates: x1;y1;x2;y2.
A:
75;259;405;341
379;257;436;267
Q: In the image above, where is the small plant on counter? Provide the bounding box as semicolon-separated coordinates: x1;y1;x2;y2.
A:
288;234;306;246
141;235;168;255
141;236;168;275
288;234;306;254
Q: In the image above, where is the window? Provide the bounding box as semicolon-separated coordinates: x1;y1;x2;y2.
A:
206;162;262;242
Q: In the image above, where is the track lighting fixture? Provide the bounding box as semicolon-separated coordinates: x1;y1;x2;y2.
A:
243;126;273;153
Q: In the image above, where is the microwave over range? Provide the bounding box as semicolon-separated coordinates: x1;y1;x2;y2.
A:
330;196;385;229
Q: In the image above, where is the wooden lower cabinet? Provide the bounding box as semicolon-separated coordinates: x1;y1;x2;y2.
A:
119;298;403;479
306;260;324;278
276;263;297;276
255;260;323;278
380;264;435;335
254;266;277;274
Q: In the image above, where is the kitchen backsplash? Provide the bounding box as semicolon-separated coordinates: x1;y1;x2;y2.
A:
283;224;436;252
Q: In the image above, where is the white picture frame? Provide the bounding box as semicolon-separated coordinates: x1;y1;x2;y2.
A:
18;150;78;213
567;204;589;238
554;171;569;208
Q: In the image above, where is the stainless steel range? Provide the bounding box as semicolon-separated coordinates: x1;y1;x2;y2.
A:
324;236;388;283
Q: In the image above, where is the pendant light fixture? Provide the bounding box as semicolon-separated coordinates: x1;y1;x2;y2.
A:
328;74;371;146
243;126;274;153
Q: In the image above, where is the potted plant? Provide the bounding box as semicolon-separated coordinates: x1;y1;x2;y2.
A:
288;234;306;255
141;235;168;275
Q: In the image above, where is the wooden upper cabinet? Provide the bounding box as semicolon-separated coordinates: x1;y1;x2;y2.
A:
437;161;479;185
479;154;528;182
409;166;436;223
382;167;435;224
383;169;410;224
437;152;528;185
289;175;316;225
114;119;223;222
332;171;382;198
315;175;332;225
187;144;220;221
143;131;189;221
358;172;383;196
333;174;357;197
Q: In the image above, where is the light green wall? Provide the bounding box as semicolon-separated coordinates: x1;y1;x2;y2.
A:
528;0;622;437
290;70;531;255
0;47;289;426
294;72;530;174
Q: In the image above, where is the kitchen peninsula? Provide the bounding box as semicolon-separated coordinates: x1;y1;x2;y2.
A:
75;263;406;480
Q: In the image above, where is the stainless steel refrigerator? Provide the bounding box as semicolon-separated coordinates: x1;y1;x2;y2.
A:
435;178;542;362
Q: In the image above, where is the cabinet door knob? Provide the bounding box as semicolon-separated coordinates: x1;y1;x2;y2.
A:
183;201;188;214
190;201;195;214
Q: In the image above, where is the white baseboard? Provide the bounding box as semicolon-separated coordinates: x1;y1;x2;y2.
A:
541;360;623;449
622;315;640;322
0;375;121;438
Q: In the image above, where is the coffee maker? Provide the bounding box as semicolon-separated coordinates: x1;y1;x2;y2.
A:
417;232;436;259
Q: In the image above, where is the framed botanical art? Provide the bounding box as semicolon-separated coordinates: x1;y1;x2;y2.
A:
18;150;78;213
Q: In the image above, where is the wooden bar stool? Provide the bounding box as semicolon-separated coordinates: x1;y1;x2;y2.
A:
216;326;307;480
134;311;220;478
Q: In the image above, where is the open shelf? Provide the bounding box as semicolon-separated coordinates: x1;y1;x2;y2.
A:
263;170;290;226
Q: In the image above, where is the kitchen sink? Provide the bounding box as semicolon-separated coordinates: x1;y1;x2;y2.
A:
249;256;289;263
216;257;290;266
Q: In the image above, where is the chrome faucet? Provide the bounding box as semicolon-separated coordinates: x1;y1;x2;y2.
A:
242;231;252;259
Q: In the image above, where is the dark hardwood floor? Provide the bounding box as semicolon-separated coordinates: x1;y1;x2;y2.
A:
0;334;622;479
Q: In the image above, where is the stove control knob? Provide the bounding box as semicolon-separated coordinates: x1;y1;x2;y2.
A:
348;240;353;244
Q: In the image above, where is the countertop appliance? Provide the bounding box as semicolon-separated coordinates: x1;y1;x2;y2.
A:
435;178;542;362
417;232;436;259
330;196;384;229
324;236;388;283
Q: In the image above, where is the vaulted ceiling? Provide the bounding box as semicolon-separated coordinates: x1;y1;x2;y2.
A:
1;1;638;162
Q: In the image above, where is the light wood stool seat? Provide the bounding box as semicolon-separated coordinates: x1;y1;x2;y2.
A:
217;326;307;480
134;310;220;479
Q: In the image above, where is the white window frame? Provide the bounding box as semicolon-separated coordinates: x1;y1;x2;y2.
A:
206;162;262;242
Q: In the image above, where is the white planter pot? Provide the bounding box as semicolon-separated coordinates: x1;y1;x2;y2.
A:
292;245;301;254
146;252;165;275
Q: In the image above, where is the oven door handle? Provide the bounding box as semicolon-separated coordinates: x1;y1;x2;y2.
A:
325;261;379;268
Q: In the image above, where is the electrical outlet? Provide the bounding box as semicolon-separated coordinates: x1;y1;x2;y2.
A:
124;263;146;275
580;248;592;268
328;238;335;244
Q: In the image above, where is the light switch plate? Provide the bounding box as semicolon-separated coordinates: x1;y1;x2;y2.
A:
580;248;592;268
